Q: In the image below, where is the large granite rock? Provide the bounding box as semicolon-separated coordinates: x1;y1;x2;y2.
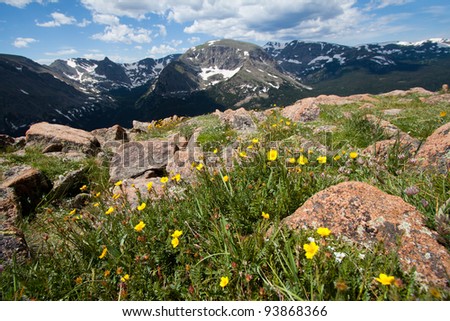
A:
281;181;450;288
416;122;450;173
26;122;100;156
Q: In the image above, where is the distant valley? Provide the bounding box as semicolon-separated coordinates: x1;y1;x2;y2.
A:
1;38;449;136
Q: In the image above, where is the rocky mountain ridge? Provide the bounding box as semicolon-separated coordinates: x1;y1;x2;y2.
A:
1;38;449;136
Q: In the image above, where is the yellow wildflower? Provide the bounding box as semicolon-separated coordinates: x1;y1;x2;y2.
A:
93;202;100;207
120;274;130;282
288;157;296;164
317;227;331;237
303;241;319;259
160;176;169;183
134;221;146;232
171;173;181;182
375;273;395;286
440;111;447;117
75;277;82;285
105;206;114;215
252;138;259;144
80;185;87;191
220;276;229;288
171;237;180;248
137;202;146;211
349;152;358;159
222;175;229;182
99;247;108;259
69;209;76;215
261;211;270;219
171;230;183;238
267;149;278;161
112;193;121;200
239;151;247;158
247;145;253;150
213;148;218;154
95;192;101;197
286;121;291;126
116;267;123;275
104;270;111;277
317;156;327;164
297;155;308;165
271;124;277;128
333;155;341;161
308;149;314;154
196;163;204;171
114;180;123;187
147;182;153;191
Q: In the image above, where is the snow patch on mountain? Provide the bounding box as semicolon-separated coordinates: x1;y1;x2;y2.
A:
199;65;241;84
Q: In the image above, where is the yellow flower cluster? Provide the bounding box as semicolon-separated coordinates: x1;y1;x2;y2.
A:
171;230;183;248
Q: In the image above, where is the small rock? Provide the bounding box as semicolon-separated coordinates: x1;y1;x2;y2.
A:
109;140;176;182
281;98;320;122
49;168;87;200
383;109;403;116
0;134;15;151
0;187;29;263
215;108;257;132
42;143;63;153
91;124;128;146
1;165;52;216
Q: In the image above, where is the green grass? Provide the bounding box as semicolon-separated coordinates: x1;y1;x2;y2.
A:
0;147;84;180
1;94;449;301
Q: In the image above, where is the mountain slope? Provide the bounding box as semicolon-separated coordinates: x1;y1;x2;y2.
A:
136;39;307;119
264;38;450;89
0;54;115;136
49;55;180;93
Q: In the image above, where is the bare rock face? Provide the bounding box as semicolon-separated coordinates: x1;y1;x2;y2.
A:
281;181;450;288
1;165;52;216
26;122;100;156
416;122;450;173
109;140;176;183
0;187;29;263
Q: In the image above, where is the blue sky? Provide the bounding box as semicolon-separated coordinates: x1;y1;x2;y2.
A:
0;0;449;64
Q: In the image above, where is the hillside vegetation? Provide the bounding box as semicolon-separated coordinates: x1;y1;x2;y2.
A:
0;88;449;301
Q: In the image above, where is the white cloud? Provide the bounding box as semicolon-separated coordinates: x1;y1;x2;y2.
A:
367;0;413;10
92;13;120;25
147;44;178;57
0;0;57;8
92;24;152;44
12;37;37;48
79;0;427;45
188;36;200;44
44;48;78;56
36;12;89;27
154;24;167;37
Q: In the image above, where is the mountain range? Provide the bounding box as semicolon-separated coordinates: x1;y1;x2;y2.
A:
1;38;449;136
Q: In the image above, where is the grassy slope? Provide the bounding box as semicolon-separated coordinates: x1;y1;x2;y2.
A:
0;93;449;301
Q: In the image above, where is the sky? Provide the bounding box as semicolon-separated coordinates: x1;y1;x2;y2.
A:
0;0;449;64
